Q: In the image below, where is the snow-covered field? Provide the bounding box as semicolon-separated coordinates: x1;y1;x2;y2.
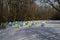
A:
0;21;60;40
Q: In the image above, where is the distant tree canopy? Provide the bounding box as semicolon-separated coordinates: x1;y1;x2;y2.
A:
0;0;60;22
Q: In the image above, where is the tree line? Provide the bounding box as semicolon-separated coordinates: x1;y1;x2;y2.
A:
0;0;60;23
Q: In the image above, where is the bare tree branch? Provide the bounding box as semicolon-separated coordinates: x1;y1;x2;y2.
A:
48;0;60;13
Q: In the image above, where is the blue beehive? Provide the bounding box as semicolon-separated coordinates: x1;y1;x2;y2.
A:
8;22;13;27
32;21;34;26
25;21;28;25
19;21;23;27
41;22;45;27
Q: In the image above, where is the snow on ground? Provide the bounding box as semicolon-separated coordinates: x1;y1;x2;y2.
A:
0;26;60;40
0;21;60;40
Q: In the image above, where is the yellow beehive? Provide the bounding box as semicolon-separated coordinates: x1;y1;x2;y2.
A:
23;22;26;26
15;24;19;28
28;21;32;27
44;21;47;25
34;21;37;25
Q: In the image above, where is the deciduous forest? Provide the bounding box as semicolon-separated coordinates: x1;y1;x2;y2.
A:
0;0;60;22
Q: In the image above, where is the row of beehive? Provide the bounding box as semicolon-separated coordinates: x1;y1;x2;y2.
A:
5;21;46;28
